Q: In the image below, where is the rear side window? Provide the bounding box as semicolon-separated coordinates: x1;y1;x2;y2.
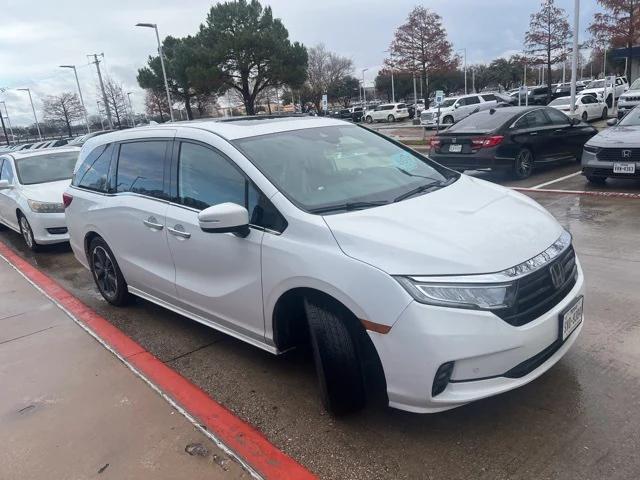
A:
0;158;14;183
73;144;114;192
481;94;496;102
116;141;168;198
515;110;550;129
177;142;286;232
545;108;570;126
397;104;406;109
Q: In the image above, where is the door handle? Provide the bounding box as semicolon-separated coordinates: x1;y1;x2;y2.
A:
143;217;164;230
529;132;538;136
168;225;191;239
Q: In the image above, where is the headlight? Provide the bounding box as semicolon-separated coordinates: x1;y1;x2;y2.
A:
583;144;600;154
396;277;517;310
396;230;572;311
27;199;65;213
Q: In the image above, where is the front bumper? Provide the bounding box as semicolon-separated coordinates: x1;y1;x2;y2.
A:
27;211;69;245
369;261;584;413
429;150;514;171
617;102;639;118
582;150;640;179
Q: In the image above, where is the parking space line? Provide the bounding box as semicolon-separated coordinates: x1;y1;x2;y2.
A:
529;171;582;189
0;240;317;480
512;187;640;199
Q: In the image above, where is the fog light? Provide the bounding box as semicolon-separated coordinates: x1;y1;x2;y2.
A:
432;361;455;397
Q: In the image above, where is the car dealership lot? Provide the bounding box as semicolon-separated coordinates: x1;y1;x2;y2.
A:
1;171;640;479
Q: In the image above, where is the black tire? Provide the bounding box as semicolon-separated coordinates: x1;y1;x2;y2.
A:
586;175;607;185
365;116;373;124
442;115;454;125
303;296;366;415
606;95;613;109
387;114;395;123
601;107;608;120
581;111;588;122
18;213;39;252
89;237;130;306
513;148;534;179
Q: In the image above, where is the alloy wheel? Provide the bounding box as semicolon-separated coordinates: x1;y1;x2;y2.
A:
92;246;118;299
516;149;533;178
19;216;34;249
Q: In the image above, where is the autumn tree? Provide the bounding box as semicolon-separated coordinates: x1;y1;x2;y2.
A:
589;0;639;81
144;89;170;122
198;0;308;115
42;92;84;137
103;77;129;128
385;6;458;100
307;44;353;111
524;0;572;103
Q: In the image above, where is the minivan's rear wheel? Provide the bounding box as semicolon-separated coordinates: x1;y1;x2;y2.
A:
513;148;534;179
89;237;129;306
18;214;39;252
387;114;395;123
304;296;366;416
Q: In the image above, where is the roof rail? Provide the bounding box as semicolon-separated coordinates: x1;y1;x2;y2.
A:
216;113;315;123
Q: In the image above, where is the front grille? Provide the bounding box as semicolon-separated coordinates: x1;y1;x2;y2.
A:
597;148;640;162
421;112;434;121
621;96;640;102
495;246;578;327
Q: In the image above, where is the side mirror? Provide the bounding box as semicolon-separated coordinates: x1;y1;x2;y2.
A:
454;104;460;109
606;118;619;127
198;202;250;237
0;179;12;190
570;117;581;126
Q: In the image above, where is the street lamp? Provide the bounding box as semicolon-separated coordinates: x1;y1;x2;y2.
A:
458;48;467;94
60;65;90;133
136;22;174;122
126;92;135;127
0;101;15;144
17;88;42;140
362;68;369;106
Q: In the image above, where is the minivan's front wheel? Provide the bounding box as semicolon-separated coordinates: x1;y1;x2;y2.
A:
513;148;534;179
304;296;366;416
89;237;129;306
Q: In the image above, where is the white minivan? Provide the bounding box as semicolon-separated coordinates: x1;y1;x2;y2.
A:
64;117;584;415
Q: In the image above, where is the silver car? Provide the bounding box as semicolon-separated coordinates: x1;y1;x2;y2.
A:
582;105;640;184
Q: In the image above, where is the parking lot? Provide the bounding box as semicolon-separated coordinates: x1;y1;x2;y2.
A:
2;167;639;479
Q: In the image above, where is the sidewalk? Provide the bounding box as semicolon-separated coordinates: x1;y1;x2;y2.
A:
0;258;249;480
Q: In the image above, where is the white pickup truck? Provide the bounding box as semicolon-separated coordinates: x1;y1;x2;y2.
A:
581;76;629;108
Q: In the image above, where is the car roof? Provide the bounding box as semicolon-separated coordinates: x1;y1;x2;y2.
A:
2;146;80;161
84;116;351;144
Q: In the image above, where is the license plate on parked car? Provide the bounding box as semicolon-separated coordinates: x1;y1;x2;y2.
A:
613;163;635;174
449;144;462;153
561;296;583;341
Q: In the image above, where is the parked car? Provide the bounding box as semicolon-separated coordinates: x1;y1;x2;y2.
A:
351;106;365;122
0;147;79;250
338;108;352;120
616;77;640;119
420;93;504;127
428;106;597;179
581;76;628;108
582;104;640;184
526;86;552;105
552;82;586;99
65;117;584;415
548;94;608;122
67;130;111;147
363;103;409;123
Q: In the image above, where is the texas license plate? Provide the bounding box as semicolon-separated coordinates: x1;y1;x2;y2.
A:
561;296;583;341
449;144;462;153
613;163;635;174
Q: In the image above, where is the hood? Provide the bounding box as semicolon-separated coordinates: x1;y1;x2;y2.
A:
581;87;604;95
20;179;71;204
619;89;640;99
588;126;640;148
323;175;562;276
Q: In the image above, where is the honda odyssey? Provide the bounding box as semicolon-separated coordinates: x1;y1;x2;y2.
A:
64;117;584;415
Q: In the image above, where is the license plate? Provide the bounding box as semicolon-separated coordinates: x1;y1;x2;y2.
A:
613;163;635;174
449;144;462;153
561;296;583;341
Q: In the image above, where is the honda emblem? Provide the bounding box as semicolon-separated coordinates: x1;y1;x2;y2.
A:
550;263;565;289
622;149;632;159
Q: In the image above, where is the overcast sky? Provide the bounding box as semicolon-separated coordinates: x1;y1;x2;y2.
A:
1;0;599;127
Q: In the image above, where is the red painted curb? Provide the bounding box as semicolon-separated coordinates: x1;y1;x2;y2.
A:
0;241;316;480
513;187;640;199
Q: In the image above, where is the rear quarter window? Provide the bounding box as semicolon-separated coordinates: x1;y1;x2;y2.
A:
73;144;114;192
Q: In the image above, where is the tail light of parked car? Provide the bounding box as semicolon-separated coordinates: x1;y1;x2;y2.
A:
470;135;504;150
62;192;73;208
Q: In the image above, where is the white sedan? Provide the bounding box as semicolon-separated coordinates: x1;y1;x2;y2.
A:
0;147;79;250
549;95;608;122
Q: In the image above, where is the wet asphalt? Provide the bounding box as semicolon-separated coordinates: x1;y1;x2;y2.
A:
1;168;639;480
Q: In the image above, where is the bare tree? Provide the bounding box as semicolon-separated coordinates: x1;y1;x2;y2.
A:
144;89;170;122
103;77;129;128
385;6;458;100
42;92;84;137
524;0;572;103
307;44;353;112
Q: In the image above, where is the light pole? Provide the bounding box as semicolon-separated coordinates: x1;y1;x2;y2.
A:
569;0;580;117
17;88;41;140
458;48;467;94
96;101;106;130
0;101;15;144
126;92;135;126
60;65;90;134
361;68;368;106
136;23;174;122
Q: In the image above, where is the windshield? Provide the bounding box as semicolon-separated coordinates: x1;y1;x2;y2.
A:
233;125;457;213
550;97;571;106
630;78;640;90
15;151;78;185
440;99;456;108
619;106;640;126
587;80;605;89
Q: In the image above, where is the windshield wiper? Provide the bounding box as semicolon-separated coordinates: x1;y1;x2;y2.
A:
309;200;389;214
393;180;445;202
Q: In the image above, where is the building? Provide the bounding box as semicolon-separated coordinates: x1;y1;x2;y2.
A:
611;46;640;82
